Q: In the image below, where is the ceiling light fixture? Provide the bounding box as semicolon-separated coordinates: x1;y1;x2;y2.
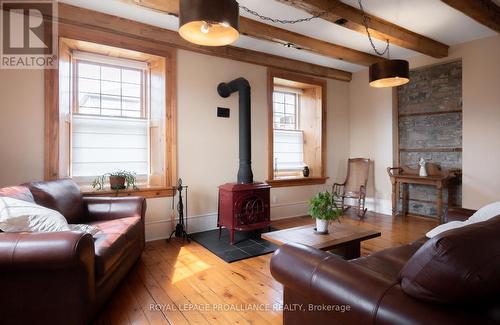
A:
178;3;336;47
179;0;240;47
369;59;410;88
358;0;409;88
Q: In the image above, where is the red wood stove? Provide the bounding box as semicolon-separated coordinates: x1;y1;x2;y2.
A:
216;77;271;244
218;182;271;244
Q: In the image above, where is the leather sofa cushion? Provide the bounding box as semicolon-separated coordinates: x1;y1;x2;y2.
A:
0;186;35;203
27;179;85;224
352;238;425;280
400;216;500;304
89;216;142;279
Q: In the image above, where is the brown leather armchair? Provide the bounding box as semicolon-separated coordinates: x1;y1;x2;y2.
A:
271;208;500;324
0;179;146;325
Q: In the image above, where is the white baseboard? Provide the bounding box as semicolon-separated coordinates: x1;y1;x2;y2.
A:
145;201;310;242
270;201;309;220
365;198;392;216
145;213;218;242
145;199;393;241
343;197;392;216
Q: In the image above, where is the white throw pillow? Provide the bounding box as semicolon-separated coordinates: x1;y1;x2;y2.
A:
0;197;70;233
426;221;464;238
465;201;500;225
426;201;500;238
68;224;101;236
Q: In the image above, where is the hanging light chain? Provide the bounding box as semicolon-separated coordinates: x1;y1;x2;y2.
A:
240;1;390;58
239;4;337;25
358;0;390;58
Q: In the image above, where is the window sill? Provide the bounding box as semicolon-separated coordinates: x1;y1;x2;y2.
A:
81;185;175;198
266;177;328;188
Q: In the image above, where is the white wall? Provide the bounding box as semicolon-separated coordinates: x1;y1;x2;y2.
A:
0;49;351;241
349;69;394;215
348;35;500;211
3;34;496;239
146;50;350;240
0;69;45;185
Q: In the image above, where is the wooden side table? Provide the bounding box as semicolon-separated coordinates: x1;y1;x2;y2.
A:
387;164;461;224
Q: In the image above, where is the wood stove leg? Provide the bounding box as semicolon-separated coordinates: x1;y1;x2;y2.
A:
230;229;235;245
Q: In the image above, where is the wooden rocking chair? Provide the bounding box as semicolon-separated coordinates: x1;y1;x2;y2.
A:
333;158;370;217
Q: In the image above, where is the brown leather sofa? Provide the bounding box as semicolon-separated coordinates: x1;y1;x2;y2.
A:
271;208;500;324
0;179;146;325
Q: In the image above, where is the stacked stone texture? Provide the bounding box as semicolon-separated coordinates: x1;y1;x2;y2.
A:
397;60;462;218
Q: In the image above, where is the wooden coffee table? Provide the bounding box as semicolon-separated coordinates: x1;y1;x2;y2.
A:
262;223;381;259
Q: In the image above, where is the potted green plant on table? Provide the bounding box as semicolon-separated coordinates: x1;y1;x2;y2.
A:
91;171;138;191
309;190;342;234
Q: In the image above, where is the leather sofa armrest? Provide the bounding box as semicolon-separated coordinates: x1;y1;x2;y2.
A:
444;207;476;223
0;231;94;270
271;243;397;323
83;196;146;223
0;232;95;324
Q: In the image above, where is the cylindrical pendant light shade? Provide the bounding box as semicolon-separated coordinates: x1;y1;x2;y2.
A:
369;59;410;88
179;0;240;47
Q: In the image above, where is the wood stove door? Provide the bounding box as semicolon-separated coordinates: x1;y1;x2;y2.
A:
234;193;268;226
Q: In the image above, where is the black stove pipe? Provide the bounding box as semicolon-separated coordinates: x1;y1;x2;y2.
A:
217;78;253;184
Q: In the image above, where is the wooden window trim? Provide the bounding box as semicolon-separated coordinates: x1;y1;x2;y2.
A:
267;69;328;187
80;186;175;199
266;177;329;188
45;23;177;197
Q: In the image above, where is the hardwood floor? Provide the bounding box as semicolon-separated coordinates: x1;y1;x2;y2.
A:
94;211;438;325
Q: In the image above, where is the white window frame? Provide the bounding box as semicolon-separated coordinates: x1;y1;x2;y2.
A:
272;89;300;131
72;51;149;119
272;87;305;176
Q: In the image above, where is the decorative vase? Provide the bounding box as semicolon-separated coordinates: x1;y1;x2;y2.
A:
419;158;428;177
315;219;329;234
109;176;126;190
303;166;310;177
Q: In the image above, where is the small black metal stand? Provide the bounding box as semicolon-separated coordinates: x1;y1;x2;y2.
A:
167;178;190;243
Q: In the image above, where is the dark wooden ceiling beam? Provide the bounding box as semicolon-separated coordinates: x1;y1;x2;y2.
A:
276;0;449;58
122;0;384;66
441;0;500;33
57;4;352;81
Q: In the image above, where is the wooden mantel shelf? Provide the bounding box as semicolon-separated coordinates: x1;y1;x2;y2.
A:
266;177;328;188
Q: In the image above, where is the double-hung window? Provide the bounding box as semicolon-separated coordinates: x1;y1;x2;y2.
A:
46;34;176;197
273;90;305;174
268;69;327;186
71;52;149;181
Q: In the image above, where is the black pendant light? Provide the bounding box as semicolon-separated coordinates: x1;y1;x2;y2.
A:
179;0;240;47
369;59;409;88
358;0;410;88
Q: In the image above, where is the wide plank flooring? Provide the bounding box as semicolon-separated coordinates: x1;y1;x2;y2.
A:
94;212;438;325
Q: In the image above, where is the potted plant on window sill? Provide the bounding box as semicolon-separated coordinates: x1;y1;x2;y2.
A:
309;191;342;234
91;171;138;191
